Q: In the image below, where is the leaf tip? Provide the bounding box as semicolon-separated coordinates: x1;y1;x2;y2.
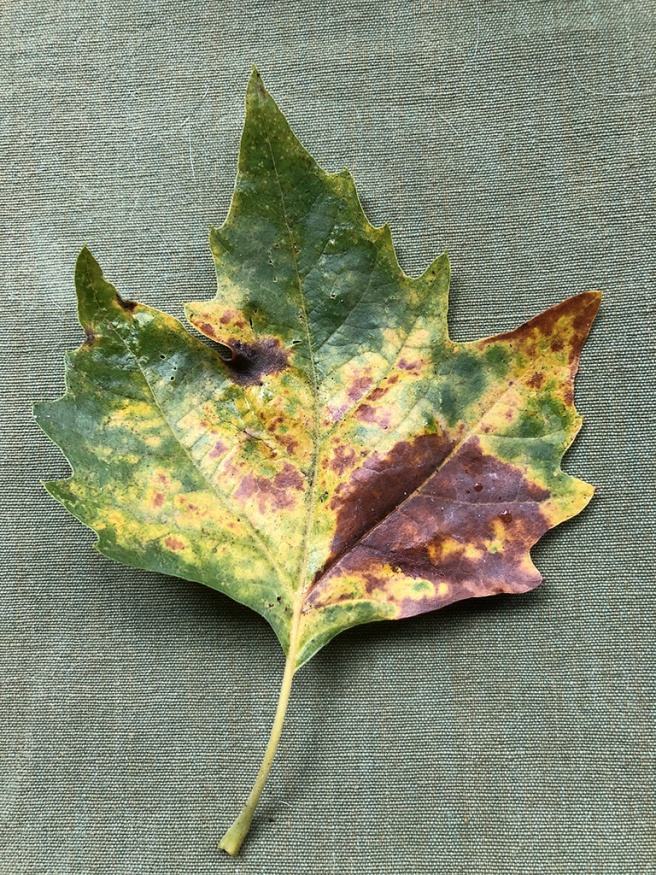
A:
579;288;603;312
75;243;100;277
74;246;139;330
246;65;268;102
431;248;451;275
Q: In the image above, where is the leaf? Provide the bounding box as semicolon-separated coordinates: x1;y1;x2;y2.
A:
34;69;600;854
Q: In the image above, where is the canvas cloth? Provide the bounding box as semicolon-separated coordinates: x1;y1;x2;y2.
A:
1;2;654;873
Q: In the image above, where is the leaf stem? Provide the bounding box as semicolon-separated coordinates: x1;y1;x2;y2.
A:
219;626;298;856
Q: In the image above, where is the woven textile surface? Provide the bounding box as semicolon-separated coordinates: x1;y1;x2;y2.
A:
1;2;654;872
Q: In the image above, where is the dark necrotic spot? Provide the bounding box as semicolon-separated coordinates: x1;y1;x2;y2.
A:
116;292;137;312
214;337;289;386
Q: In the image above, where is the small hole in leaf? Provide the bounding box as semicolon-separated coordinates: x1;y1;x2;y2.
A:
159;354;166;360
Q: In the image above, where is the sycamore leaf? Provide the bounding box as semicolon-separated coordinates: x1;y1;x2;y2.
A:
34;70;600;855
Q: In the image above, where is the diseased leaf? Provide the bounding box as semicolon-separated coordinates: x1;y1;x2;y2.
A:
34;70;600;854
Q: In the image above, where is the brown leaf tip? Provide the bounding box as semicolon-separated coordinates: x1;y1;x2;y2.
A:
530;290;602;362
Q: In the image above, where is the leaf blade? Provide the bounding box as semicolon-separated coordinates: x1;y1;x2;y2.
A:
35;75;600;672
35;247;298;650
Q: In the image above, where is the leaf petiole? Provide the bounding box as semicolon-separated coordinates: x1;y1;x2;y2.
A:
219;627;298;856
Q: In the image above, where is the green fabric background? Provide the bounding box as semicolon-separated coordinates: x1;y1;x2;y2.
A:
1;1;654;872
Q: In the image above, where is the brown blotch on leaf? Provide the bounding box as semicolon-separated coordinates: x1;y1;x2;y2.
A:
234;461;304;513
310;436;551;614
355;404;376;423
527;372;545;389
219;309;248;330
347;373;374;403
116;292;138;313
209;440;228;459
329;444;358;476
164;536;185;551
277;434;299;454
196;320;218;340
83;328;96;346
397;358;421;372
273;464;304;491
218;337;289;386
324;432;454;572
354;404;392;429
153;492;164;508
485;291;601;368
368;386;389;402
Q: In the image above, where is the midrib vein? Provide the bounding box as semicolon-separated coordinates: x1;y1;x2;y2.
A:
265;135;322;619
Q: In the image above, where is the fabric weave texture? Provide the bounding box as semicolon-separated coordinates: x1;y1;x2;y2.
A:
1;2;654;873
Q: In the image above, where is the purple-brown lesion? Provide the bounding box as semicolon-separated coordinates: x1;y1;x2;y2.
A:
324;432;454;570
164;536;186;551
209;439;229;459
397;357;423;373
526;372;545;389
354;403;392;429
323;362;413;428
307;436;551;615
346;371;375;403
328;443;358;476
115;291;138;313
233;461;305;514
